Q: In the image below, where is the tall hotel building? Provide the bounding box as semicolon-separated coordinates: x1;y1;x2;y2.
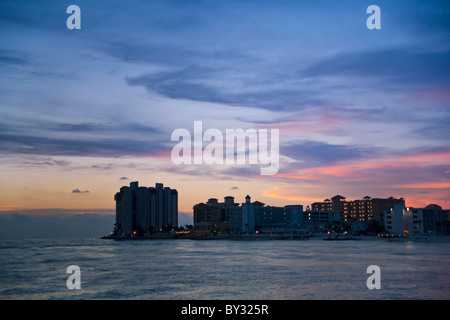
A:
114;181;178;235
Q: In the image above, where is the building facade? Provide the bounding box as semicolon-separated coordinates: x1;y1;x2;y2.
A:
193;196;241;236
311;195;405;223
384;203;449;236
302;210;342;228
193;195;303;235
114;181;178;235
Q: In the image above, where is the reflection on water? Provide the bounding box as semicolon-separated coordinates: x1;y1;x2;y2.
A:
0;237;449;299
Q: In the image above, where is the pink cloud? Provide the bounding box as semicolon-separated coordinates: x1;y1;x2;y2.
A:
409;85;450;103
270;150;450;208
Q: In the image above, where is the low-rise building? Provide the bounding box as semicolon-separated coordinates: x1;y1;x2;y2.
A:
312;195;405;223
384;203;449;236
193;196;241;236
193;195;303;235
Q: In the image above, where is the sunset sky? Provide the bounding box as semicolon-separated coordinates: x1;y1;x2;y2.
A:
0;0;449;237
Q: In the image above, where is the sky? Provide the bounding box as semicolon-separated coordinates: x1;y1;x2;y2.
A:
0;0;449;238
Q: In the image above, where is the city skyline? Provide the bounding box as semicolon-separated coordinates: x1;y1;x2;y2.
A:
1;1;449;238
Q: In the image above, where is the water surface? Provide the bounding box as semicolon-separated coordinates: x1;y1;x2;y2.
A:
1;237;449;299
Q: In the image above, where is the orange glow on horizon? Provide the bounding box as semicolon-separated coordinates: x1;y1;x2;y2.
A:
261;186;324;204
1;148;448;216
0;205;22;212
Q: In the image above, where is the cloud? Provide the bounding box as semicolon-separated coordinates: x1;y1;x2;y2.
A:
126;65;328;111
0;110;168;158
18;157;70;167
91;163;115;170
72;189;90;194
0;50;29;67
30;70;78;80
0;118;161;136
275;148;450;188
104;42;204;67
302;48;450;89
103;36;257;68
0;129;170;158
0;0;62;30
125;65;234;105
119;177;129;180
396;2;450;36
281;140;369;168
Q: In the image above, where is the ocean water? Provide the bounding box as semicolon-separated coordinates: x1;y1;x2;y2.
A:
0;237;449;300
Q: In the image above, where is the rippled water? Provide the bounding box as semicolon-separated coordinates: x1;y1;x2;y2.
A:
0;237;449;299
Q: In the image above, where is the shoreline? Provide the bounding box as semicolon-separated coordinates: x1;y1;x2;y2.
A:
101;233;450;242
